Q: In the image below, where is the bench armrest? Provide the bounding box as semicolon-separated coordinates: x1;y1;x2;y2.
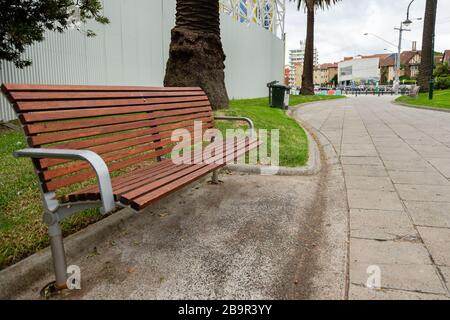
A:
214;116;256;137
14;148;116;214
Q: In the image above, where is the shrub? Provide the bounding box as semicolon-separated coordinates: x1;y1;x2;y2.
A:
435;76;450;90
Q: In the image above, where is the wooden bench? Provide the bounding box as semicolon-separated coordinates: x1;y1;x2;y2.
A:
1;83;259;290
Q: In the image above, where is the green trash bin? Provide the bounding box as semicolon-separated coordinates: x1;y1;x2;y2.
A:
269;84;289;109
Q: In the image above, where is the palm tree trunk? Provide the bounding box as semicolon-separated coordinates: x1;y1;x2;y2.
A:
418;0;437;93
301;4;315;96
164;0;229;109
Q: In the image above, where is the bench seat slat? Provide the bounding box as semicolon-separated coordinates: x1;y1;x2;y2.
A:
129;139;260;210
45;146;174;191
66;137;260;210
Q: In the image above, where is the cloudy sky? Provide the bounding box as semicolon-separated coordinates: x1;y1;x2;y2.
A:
285;0;450;64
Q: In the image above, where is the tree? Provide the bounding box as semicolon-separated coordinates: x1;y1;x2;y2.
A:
0;0;109;68
418;0;438;92
164;0;229;109
292;0;341;95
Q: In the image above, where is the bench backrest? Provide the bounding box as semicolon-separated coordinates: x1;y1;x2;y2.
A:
1;84;214;193
409;86;420;97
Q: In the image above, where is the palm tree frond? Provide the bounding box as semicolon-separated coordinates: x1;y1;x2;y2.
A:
290;0;341;11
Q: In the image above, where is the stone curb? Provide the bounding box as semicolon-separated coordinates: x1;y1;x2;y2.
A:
225;108;321;176
393;101;450;113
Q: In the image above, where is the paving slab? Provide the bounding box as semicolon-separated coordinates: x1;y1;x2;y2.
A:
389;171;450;186
340;156;383;166
417;227;450;266
405;201;450;228
350;238;431;265
440;266;450;286
349;285;449;300
428;158;450;178
395;184;450;202
345;176;395;192
341;144;378;157
347;190;403;211
383;160;432;172
350;262;446;294
350;209;416;241
343;165;387;177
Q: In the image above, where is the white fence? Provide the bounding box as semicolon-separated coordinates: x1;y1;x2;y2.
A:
0;0;284;122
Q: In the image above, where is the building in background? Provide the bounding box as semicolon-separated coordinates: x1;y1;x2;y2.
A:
379;54;396;84
314;63;338;86
400;50;421;79
284;65;290;86
292;63;303;88
338;56;381;85
443;50;450;65
288;41;318;87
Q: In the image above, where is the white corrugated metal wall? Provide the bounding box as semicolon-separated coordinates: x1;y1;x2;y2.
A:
0;0;284;122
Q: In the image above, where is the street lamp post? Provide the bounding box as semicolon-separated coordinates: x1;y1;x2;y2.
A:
393;0;418;94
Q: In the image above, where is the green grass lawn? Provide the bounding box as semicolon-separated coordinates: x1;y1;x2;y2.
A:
0;94;342;269
0;128;103;269
215;95;344;167
396;89;450;110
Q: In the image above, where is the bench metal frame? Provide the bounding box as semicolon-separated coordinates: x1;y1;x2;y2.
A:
13;115;255;290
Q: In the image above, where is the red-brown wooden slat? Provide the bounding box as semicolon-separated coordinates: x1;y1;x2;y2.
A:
15;96;209;112
41;138;172;180
113;164;192;196
38;121;213;168
67;159;176;202
2;83;201;92
120;138;251;202
21;101;211;123
130;165;216;211
26;105;212;134
129;140;260;210
42;125;212;180
9;90;205;102
107;137;230;196
45;146;174;191
66;137;254;203
29;112;213;146
40;118;213;151
26;114;150;134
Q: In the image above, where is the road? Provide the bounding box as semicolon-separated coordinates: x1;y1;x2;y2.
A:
294;95;450;299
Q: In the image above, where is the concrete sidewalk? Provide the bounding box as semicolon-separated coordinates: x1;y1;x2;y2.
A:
294;95;450;299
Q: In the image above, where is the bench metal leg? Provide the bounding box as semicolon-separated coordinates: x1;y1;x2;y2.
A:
48;222;68;289
211;170;220;184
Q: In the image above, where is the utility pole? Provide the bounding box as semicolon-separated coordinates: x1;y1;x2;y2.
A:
394;23;411;94
429;0;438;100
